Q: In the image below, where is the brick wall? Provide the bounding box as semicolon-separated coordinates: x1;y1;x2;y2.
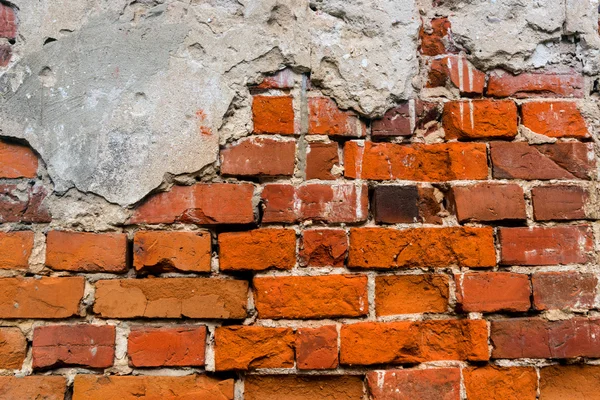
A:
1;5;600;400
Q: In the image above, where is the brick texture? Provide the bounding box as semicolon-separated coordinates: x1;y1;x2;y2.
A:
367;368;460;400
0;328;26;369
128;326;206;367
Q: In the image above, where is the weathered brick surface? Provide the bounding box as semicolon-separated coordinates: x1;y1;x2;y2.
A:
443;100;518;140
133;230;211;273
296;325;338;370
451;183;526;223
94;278;248;319
33;325;115;369
540;365;600;400
305;141;339;180
428;55;486;95
308;97;366;137
73;375;234;400
0;277;84;318
376;274;449;315
253;275;368;319
0;376;66;399
221;137;296;176
487;71;584;98
219;229;296;271
0;183;51;223
521;101;589;138
464;366;537;400
532;271;597;310
367;368;461;400
499;226;594;265
341;319;489;365
129;183;255;224
0;231;33;270
372;102;413;136
244;375;364;400
345;141;488;181
46;231;127;273
0;328;26;369
299;229;347;267
128;326;206;367
0;4;16;39
373;185;442;224
0;140;38;178
532;185;590;220
349;227;496;269
261;183;368;223
215;326;295;370
252;95;295;135
458;273;531;313
491;317;600;359
419;17;455;56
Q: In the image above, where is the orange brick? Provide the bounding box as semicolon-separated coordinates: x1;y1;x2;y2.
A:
252;95;295;134
0;327;26;369
46;231;127;273
341;319;489;365
427;55;485;95
349;227;496;269
540;365;600;400
0;277;84;318
308;97;366;137
464;366;537;400
458;273;531;313
73;375;234;400
306;141;339;180
245;375;363;400
443;100;517;140
344;141;488;181
299;229;348;267
376;275;449;315
296;325;338;370
419;17;455;56
133;231;211;273
0;140;37;178
253;275;368;319
128;326;206;367
367;368;461;400
0;231;33;270
220;137;296;176
487;71;584;98
522;101;589;139
218;229;296;271
129;183;255;225
215;326;294;370
0;376;66;400
93;278;247;319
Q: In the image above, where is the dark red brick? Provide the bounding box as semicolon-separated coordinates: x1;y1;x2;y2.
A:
305;141;339;180
299;229;347;267
487;71;584;98
0;183;51;223
533;271;597;310
221;137;296;177
451;183;526;223
458;273;531;313
373;185;442;224
367;368;460;400
532;185;590;221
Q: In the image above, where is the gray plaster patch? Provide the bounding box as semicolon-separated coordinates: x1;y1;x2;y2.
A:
0;0;419;205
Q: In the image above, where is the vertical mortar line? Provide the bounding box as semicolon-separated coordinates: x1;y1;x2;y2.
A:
204;324;216;372
295;74;309;180
234;372;245;400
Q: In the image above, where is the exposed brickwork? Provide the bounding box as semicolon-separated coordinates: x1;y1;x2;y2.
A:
128;326;206;367
367;368;461;400
0;140;38;178
443;99;518;140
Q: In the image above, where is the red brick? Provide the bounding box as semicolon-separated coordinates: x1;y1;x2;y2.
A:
344;141;488;181
256;68;295;90
133;231;211;273
221;137;296;176
254;275;368;319
219;229;295;271
491;142;595;180
46;231;127;273
540;365;600;400
252;95;295;134
0;327;26;369
427;55;486;95
0;277;84;318
0;4;16;39
487;70;584;98
296;325;338;370
367;368;460;400
0;44;11;67
372;102;412;136
451;183;526;223
499;226;593;266
0;183;51;223
261;183;368;223
0;140;38;178
341;319;489;365
299;229;347;267
464;366;537;400
94;278;247;319
214;326;294;370
491;317;600;359
443;100;517;140
373;185;442;224
129;183;255;224
0;231;33;270
128;326;206;367
419;17;456;56
306;141;339;180
376;275;449;315
244;375;363;400
33;325;115;369
522;101;589;139
308;97;366;137
73;375;234;400
533;271;597;310
349;227;496;269
532;185;590;221
0;376;66;400
458;273;531;313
